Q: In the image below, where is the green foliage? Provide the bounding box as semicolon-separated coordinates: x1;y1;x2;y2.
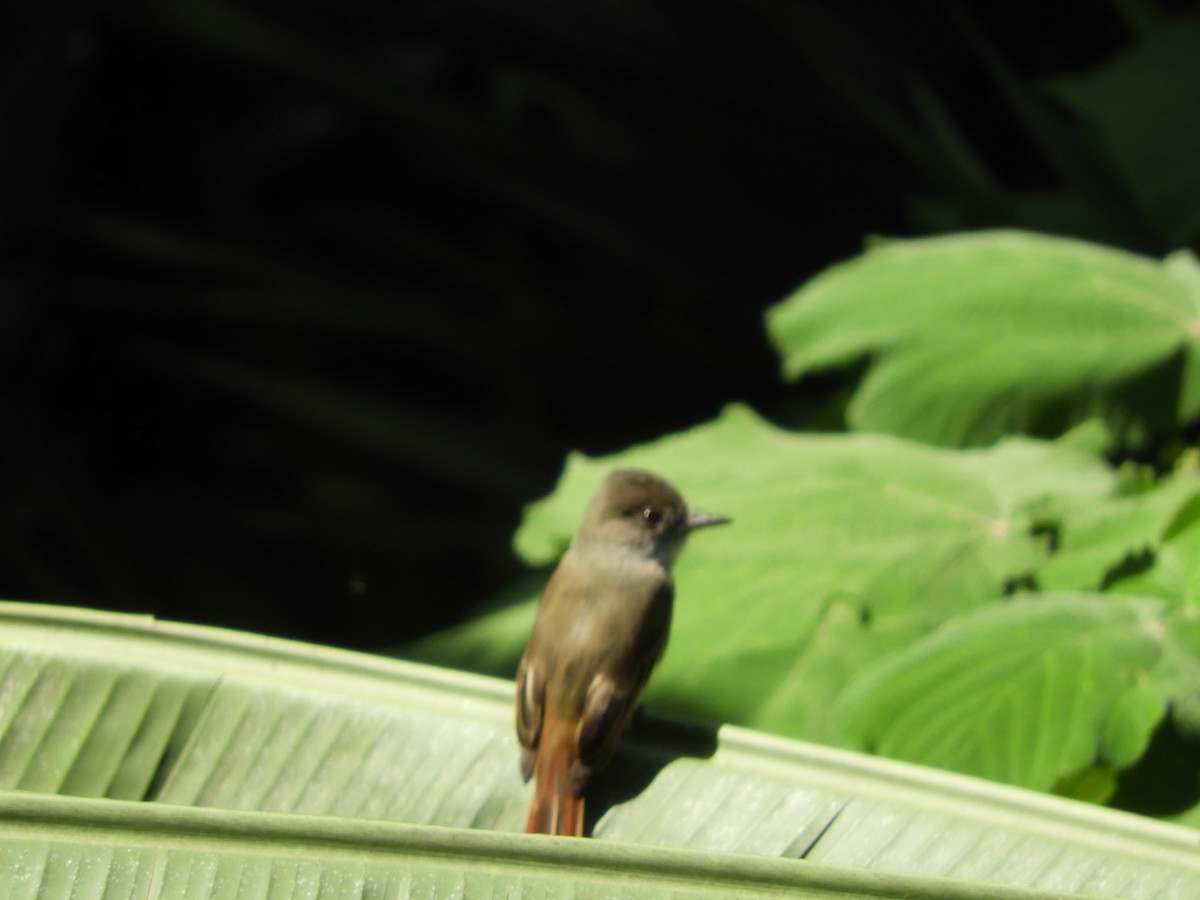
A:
765;231;1200;449
835;595;1168;787
6;2;1200;884
410;404;1200;803
9;603;1199;897
411;231;1200;820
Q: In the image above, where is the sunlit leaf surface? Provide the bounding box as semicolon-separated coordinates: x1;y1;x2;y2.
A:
1;602;1198;897
765;231;1200;448
412;406;1200;800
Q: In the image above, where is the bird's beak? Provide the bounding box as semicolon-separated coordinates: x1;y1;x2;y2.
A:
687;510;730;531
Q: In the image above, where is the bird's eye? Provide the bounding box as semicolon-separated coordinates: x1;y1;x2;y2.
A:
641;506;662;525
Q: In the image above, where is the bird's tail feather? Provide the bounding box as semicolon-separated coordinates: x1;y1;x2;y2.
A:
525;716;584;836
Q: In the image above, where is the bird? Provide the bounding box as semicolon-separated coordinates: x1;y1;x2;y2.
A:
515;468;728;835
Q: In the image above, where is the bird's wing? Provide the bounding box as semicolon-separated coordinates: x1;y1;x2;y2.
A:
515;653;545;781
575;578;673;774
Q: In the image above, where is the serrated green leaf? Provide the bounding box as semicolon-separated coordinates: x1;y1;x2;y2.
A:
765;231;1200;448
834;594;1168;791
1104;677;1171;770
1156;611;1200;747
1161;491;1200;541
1107;506;1200;606
421;406;1116;742
411;405;1200;810
1035;471;1200;591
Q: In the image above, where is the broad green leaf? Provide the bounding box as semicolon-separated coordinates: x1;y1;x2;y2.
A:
0;605;525;826
1034;470;1200;591
1099;511;1200;744
1;793;997;900
2;602;1200;897
1106;505;1200;607
835;594;1173;792
765;230;1200;448
416;405;1118;745
1048;16;1200;246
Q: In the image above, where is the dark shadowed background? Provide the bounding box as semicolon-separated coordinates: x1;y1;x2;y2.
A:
1;0;1192;650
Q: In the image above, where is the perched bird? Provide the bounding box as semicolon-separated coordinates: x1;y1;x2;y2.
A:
515;469;728;835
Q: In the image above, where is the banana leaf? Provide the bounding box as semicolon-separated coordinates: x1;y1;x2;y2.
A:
0;601;1196;898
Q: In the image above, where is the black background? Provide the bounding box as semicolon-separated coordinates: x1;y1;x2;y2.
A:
1;0;1187;650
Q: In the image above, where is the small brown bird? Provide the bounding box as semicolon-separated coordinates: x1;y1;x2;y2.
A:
515;469;728;836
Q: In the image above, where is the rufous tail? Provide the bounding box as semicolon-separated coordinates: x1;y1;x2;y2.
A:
525;715;584;836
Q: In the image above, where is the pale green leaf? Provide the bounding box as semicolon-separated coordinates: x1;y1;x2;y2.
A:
835;594;1169;791
765;230;1200;448
1107;506;1200;607
1034;471;1200;591
2;792;1019;900
2;601;1200;897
